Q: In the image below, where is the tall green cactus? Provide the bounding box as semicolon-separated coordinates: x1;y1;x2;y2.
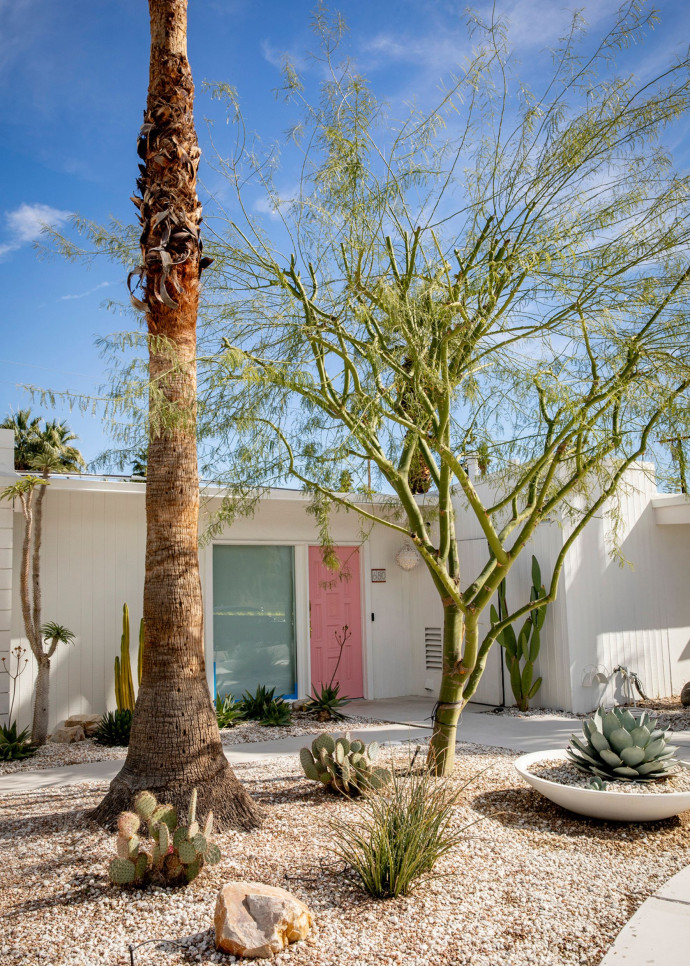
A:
491;554;548;712
114;603;145;713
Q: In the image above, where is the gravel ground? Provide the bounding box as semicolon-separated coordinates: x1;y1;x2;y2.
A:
0;714;386;776
528;757;690;793
489;697;690;732
2;743;689;966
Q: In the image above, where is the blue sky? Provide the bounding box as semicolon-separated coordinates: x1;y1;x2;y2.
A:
1;0;688;468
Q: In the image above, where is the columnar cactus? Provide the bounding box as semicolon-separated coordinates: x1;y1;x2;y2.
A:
568;706;680;782
491;555;547;712
300;733;391;795
107;788;221;888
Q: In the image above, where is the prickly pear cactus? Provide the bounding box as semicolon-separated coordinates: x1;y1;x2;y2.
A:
299;733;391;796
568;706;680;782
107;788;222;888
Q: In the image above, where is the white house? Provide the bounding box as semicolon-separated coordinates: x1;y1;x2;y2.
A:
1;427;689;732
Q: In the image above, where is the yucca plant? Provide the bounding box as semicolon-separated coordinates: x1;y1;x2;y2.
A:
260;698;292;727
214;693;243;729
567;705;680;782
330;765;474;898
0;721;37;761
93;709;133;747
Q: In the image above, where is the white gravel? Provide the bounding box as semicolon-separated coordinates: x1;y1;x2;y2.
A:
527;757;690;793
2;743;689;966
0;713;386;776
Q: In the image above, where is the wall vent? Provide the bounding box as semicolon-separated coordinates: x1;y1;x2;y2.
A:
424;627;443;670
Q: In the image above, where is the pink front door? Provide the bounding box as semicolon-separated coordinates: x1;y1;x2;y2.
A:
308;546;364;699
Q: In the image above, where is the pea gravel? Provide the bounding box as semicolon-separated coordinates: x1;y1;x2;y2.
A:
2;743;689;966
527;757;690;793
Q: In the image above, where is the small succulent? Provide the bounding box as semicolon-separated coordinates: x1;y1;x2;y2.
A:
93;709;132;747
215;693;243;729
0;721;37;761
300;733;391;796
260;698;292;727
568;705;679;782
108;788;221;888
585;776;610;791
304;683;350;721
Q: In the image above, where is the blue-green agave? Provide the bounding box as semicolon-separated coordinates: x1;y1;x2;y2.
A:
567;706;679;782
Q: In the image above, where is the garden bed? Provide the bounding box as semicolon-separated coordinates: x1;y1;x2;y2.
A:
2;743;689;966
0;713;387;776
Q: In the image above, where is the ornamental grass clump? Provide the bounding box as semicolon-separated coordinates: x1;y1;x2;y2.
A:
567;705;680;782
329;764;473;898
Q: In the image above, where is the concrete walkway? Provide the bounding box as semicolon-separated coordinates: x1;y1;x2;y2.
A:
600;865;690;965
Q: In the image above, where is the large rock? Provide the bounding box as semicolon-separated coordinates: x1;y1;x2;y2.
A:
63;714;102;737
681;682;690;708
214;882;313;959
50;725;85;744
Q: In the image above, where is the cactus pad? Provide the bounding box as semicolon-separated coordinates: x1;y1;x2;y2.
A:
133;790;157;821
109;858;136;885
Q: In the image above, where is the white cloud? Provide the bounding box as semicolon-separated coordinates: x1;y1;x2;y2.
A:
59;281;112;302
0;202;71;259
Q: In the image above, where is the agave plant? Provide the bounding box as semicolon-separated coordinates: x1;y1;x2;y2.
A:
567;705;679;782
214;693;243;729
0;721;37;761
93;709;133;747
260;698;292;727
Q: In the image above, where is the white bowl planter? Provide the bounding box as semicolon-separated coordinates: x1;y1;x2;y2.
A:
514;750;690;822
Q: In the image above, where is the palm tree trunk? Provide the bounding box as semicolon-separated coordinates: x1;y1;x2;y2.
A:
92;0;260;830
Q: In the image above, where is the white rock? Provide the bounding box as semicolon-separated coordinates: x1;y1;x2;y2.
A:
214;881;313;959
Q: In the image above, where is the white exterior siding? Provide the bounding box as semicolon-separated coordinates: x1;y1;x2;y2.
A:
1;416;688;732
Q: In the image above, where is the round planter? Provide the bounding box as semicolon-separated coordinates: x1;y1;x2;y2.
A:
514;750;690;822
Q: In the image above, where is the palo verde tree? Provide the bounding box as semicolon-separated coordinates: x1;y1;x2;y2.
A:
193;5;690;773
91;0;260;827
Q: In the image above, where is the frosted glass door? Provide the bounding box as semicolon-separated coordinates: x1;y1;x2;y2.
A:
213;545;297;699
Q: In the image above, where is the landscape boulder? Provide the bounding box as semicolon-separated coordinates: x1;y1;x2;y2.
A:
50;725;85;744
214;881;313;959
63;714;102;737
682;682;690;708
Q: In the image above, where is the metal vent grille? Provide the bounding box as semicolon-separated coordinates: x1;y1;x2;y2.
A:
425;627;443;670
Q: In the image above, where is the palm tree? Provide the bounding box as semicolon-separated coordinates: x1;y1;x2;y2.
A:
0;411;86;474
92;0;260;829
1;410;42;471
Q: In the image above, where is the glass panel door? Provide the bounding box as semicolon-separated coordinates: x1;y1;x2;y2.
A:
213;544;297;700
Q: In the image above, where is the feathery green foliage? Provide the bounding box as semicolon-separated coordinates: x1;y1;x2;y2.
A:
43;4;690;772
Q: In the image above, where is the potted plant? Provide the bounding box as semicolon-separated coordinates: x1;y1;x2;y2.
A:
515;706;690;821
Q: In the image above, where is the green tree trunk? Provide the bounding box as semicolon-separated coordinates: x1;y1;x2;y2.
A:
427;606;478;775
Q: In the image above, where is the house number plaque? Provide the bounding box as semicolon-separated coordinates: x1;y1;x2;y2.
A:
371;569;386;582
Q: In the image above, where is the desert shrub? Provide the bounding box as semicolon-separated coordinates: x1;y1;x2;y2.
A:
304;682;350;721
330;763;472;898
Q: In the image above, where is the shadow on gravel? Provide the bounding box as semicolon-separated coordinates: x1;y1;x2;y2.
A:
469;786;686;841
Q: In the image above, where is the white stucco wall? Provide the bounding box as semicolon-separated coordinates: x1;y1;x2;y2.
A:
3;441;688;730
